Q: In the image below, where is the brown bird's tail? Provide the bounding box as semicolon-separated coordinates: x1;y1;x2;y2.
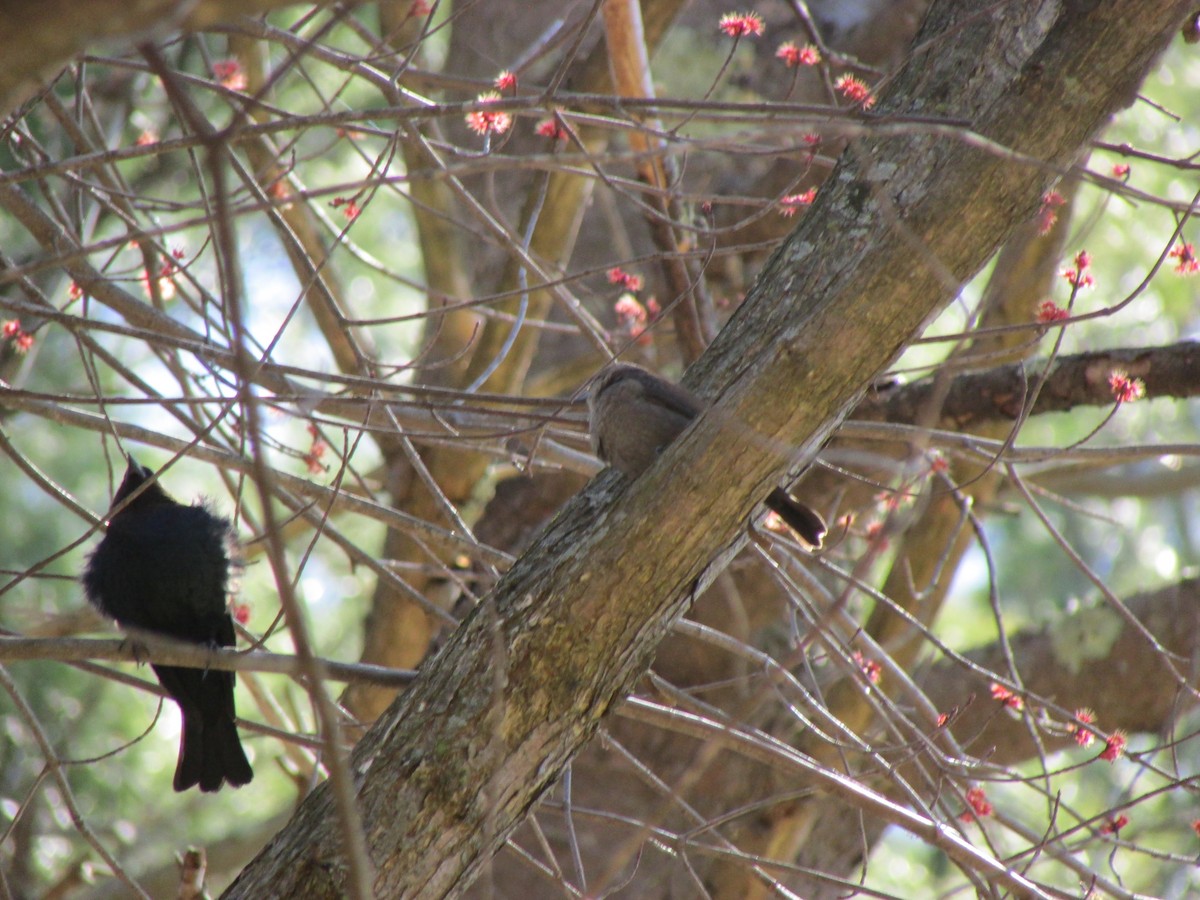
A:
765;488;826;549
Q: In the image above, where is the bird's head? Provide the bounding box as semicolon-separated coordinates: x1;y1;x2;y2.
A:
110;456;175;513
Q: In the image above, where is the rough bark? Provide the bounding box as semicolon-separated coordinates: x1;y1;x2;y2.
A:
0;0;330;114
867;341;1200;429
923;577;1200;763
221;1;1190;897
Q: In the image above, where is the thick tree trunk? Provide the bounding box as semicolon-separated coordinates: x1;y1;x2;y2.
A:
0;0;326;114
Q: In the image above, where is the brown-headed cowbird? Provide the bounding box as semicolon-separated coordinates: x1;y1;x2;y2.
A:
83;457;252;792
586;364;826;548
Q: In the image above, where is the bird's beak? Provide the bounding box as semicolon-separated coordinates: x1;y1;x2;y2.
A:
124;454;148;476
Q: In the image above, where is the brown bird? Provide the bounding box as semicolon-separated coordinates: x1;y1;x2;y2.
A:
586;363;826;548
83;458;252;792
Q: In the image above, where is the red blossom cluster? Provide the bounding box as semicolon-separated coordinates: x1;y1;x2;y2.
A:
536;117;569;141
1037;190;1066;235
990;682;1023;711
303;421;329;475
613;294;661;346
1035;299;1069;323
1068;708;1096;748
1168;241;1199;274
1099;814;1128;835
140;250;184;300
607;267;644;292
1099;730;1127;762
776;42;819;67
493;70;517;92
778;188;817;217
2;319;34;354
212;59;247;91
960;786;993;822
465;92;512;136
719;12;764;38
330;197;361;220
1108;370;1145;404
852;651;882;685
1061;249;1094;289
835;74;875;108
269;178;295;208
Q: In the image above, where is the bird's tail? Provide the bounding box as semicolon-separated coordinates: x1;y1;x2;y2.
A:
156;663;253;792
175;706;253;793
765;488;827;548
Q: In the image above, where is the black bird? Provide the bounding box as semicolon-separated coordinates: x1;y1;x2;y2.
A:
83;457;253;792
